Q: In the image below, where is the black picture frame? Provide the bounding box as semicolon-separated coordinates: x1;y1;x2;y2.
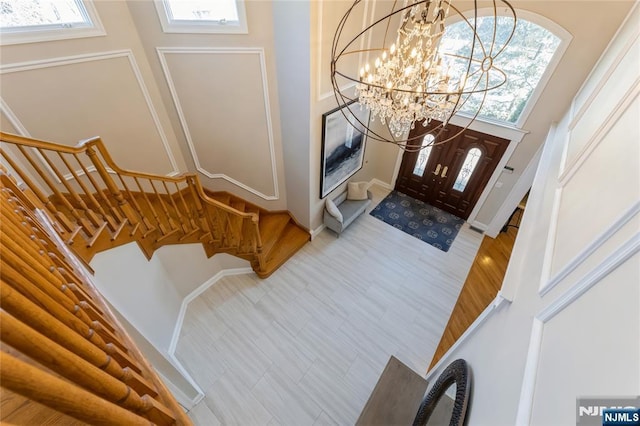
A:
320;100;370;199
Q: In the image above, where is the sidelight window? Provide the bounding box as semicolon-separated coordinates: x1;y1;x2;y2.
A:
453;148;482;192
412;134;435;177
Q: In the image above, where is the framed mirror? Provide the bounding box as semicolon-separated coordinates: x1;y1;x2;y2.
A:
413;359;471;426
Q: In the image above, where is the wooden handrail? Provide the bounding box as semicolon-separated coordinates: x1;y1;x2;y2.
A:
79;135;259;221
1;176;191;424
1;352;152;426
1;131;264;270
0;131;259;220
0;283;157;396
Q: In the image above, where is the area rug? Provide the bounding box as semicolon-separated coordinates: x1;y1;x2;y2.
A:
369;190;465;252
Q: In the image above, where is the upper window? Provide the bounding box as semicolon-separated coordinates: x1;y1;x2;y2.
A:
156;0;247;34
0;0;104;45
440;14;563;126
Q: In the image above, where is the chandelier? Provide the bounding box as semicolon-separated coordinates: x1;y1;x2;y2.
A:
331;0;516;151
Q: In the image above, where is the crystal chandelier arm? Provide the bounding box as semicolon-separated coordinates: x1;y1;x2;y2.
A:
331;0;517;150
331;0;424;68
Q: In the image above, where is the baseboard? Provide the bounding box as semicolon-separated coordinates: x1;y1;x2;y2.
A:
164;266;253;408
168;267;253;356
369;178;393;190
311;224;326;240
158;369;204;411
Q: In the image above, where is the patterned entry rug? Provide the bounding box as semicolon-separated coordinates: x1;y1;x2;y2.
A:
370;190;465;252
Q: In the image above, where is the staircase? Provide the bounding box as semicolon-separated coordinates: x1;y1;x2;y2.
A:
0;132;309;278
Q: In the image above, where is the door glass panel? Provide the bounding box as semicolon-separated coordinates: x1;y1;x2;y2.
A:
412;134;435;177
453;148;482;192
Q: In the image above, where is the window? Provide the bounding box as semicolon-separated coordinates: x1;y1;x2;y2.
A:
440;15;563;125
0;0;104;45
412;135;435;177
453;148;482;192
156;0;247;34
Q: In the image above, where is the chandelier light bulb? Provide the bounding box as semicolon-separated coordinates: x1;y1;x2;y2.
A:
331;0;516;150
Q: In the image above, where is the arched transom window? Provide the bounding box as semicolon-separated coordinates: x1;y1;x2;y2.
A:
440;14;563;125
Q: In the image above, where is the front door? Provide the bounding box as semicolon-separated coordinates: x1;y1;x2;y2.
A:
395;121;510;220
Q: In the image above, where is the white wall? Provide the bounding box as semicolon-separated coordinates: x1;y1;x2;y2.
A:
426;4;640;425
0;1;187;177
273;0;312;229
91;243;183;351
154;245;249;299
90;242;252;407
91;242;250;350
125;0;288;210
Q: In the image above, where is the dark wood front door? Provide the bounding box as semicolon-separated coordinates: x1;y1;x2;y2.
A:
395;121;510;220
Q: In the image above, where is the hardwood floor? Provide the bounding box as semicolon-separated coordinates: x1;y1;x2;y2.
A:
429;221;519;370
177;185;484;425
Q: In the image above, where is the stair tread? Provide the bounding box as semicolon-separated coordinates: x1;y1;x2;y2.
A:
48;186;308;278
261;223;309;277
259;214;291;255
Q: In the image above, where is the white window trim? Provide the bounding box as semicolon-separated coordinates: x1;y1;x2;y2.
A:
154;0;248;34
445;8;573;129
0;0;105;46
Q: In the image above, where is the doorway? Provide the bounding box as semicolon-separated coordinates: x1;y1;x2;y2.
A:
395;121;510;220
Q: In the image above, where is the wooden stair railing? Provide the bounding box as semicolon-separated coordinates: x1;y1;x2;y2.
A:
0;132;267;274
0;173;191;425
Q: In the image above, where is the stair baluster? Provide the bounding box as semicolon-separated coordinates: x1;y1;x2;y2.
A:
0;131;308;277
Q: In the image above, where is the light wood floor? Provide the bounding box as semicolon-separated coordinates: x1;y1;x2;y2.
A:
429;220;519;369
177;185;483;425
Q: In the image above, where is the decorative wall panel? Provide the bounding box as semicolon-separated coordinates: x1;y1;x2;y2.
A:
0;50;179;176
157;47;278;200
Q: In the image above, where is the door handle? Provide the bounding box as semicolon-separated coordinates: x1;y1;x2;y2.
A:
433;164;441;175
441;166;448;178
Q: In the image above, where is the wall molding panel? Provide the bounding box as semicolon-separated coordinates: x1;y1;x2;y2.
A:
540;201;640;296
561;82;639;185
0;50;180;177
157;47;279;200
516;234;640;425
0;98;64;184
568;28;640;132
